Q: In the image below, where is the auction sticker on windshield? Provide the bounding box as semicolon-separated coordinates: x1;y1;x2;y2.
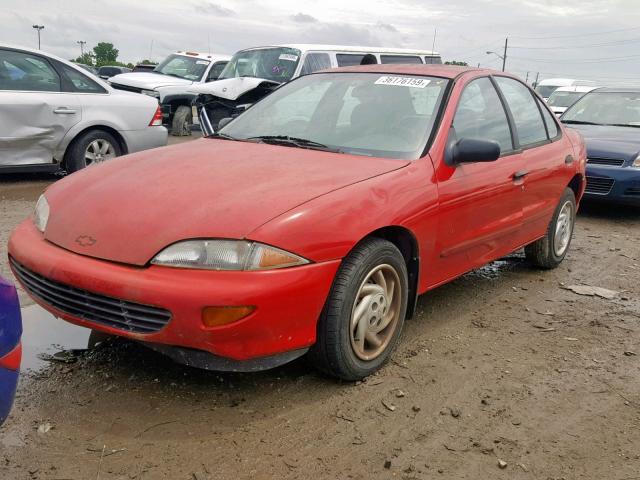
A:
279;54;298;62
375;76;430;88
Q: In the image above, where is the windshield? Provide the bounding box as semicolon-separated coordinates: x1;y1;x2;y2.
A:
535;85;559;98
562;91;640;127
219;72;449;160
218;47;301;83
548;91;586;108
154;54;210;81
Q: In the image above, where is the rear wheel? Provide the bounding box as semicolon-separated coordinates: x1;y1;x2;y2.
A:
66;129;122;173
310;238;408;381
525;188;576;269
171;105;192;136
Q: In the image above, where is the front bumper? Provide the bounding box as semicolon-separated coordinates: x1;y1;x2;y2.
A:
584;165;640;206
0;343;20;425
9;220;341;362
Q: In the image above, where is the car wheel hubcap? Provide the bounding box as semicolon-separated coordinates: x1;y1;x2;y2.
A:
85;139;116;166
350;264;402;361
553;201;573;256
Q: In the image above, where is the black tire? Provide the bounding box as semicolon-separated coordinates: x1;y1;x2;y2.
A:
525;188;576;269
309;238;408;381
171;105;192;136
65;129;122;173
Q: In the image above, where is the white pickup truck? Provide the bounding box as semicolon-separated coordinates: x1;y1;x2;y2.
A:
108;51;231;135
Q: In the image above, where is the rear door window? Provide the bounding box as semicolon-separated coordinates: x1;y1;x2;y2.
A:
300;53;332;75
0;49;61;92
380;55;423;64
495;77;548;147
452;77;513;153
336;54;366;67
60;64;106;93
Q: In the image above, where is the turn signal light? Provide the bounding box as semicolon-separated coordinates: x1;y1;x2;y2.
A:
149;105;163;126
202;306;255;328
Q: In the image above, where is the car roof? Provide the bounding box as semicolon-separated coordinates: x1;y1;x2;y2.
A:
237;44;440;56
552;86;599;93
174;51;232;61
319;64;501;79
591;87;640;93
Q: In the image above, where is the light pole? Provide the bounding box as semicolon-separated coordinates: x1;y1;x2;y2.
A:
77;40;86;57
32;24;44;49
486;37;508;72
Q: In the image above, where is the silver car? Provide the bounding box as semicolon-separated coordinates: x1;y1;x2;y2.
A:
0;45;167;173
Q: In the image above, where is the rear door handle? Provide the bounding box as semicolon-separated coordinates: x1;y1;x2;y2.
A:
513;170;529;181
53;107;77;114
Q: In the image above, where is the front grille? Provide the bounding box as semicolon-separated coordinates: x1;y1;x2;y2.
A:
587;157;625;167
585;175;615;195
10;259;171;334
110;83;143;94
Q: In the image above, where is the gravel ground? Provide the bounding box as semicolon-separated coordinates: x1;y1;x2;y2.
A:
1;139;639;479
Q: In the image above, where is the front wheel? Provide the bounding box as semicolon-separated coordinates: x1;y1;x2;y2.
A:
171;105;192;136
310;238;408;381
525;187;576;269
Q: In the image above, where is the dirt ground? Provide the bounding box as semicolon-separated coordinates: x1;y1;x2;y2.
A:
1;141;639;479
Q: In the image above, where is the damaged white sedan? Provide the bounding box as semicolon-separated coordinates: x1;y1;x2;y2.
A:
0;45;167;174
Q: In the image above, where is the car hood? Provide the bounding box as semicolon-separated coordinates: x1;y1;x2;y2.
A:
565;124;640;162
43;139;409;265
189;77;280;100
109;72;195;90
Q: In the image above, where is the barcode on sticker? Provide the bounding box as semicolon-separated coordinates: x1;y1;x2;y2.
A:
375;76;430;88
279;54;298;62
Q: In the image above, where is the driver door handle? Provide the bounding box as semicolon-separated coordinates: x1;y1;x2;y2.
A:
513;170;529;181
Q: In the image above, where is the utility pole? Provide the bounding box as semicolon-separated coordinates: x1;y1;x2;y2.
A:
77;40;86;57
525;71;530;83
431;28;437;64
534;72;540;87
502;37;508;72
32;24;44;49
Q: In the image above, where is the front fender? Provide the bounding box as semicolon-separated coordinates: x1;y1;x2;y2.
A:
247;159;438;264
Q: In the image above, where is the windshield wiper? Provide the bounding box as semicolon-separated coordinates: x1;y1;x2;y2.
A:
561;120;601;126
246;135;342;153
608;123;640;128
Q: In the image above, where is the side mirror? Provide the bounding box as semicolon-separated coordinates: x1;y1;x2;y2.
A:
217;117;233;130
448;138;501;165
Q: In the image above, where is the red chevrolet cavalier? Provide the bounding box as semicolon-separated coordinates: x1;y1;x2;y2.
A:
9;65;586;380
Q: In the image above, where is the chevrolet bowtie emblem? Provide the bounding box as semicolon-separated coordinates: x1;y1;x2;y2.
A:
75;235;97;247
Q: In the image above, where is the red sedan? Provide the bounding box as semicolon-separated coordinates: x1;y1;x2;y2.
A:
8;65;586;380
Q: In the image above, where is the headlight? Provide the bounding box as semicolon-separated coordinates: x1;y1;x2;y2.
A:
141;89;160;98
33;195;49;233
151;240;310;270
633;154;640;168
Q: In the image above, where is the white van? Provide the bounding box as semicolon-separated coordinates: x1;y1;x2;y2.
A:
191;44;441;134
534;78;596;101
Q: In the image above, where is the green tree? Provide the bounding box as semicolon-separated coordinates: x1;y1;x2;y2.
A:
445;60;468;66
73;52;95;66
93;42;119;67
139;59;155;65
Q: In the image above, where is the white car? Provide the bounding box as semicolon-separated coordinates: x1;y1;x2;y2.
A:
0;45;167;173
534;78;596;101
547;86;599;116
108;51;231;135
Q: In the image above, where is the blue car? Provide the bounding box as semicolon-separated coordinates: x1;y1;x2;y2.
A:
0;276;22;425
562;87;640;206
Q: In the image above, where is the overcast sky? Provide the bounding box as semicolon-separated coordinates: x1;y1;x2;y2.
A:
2;0;640;84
